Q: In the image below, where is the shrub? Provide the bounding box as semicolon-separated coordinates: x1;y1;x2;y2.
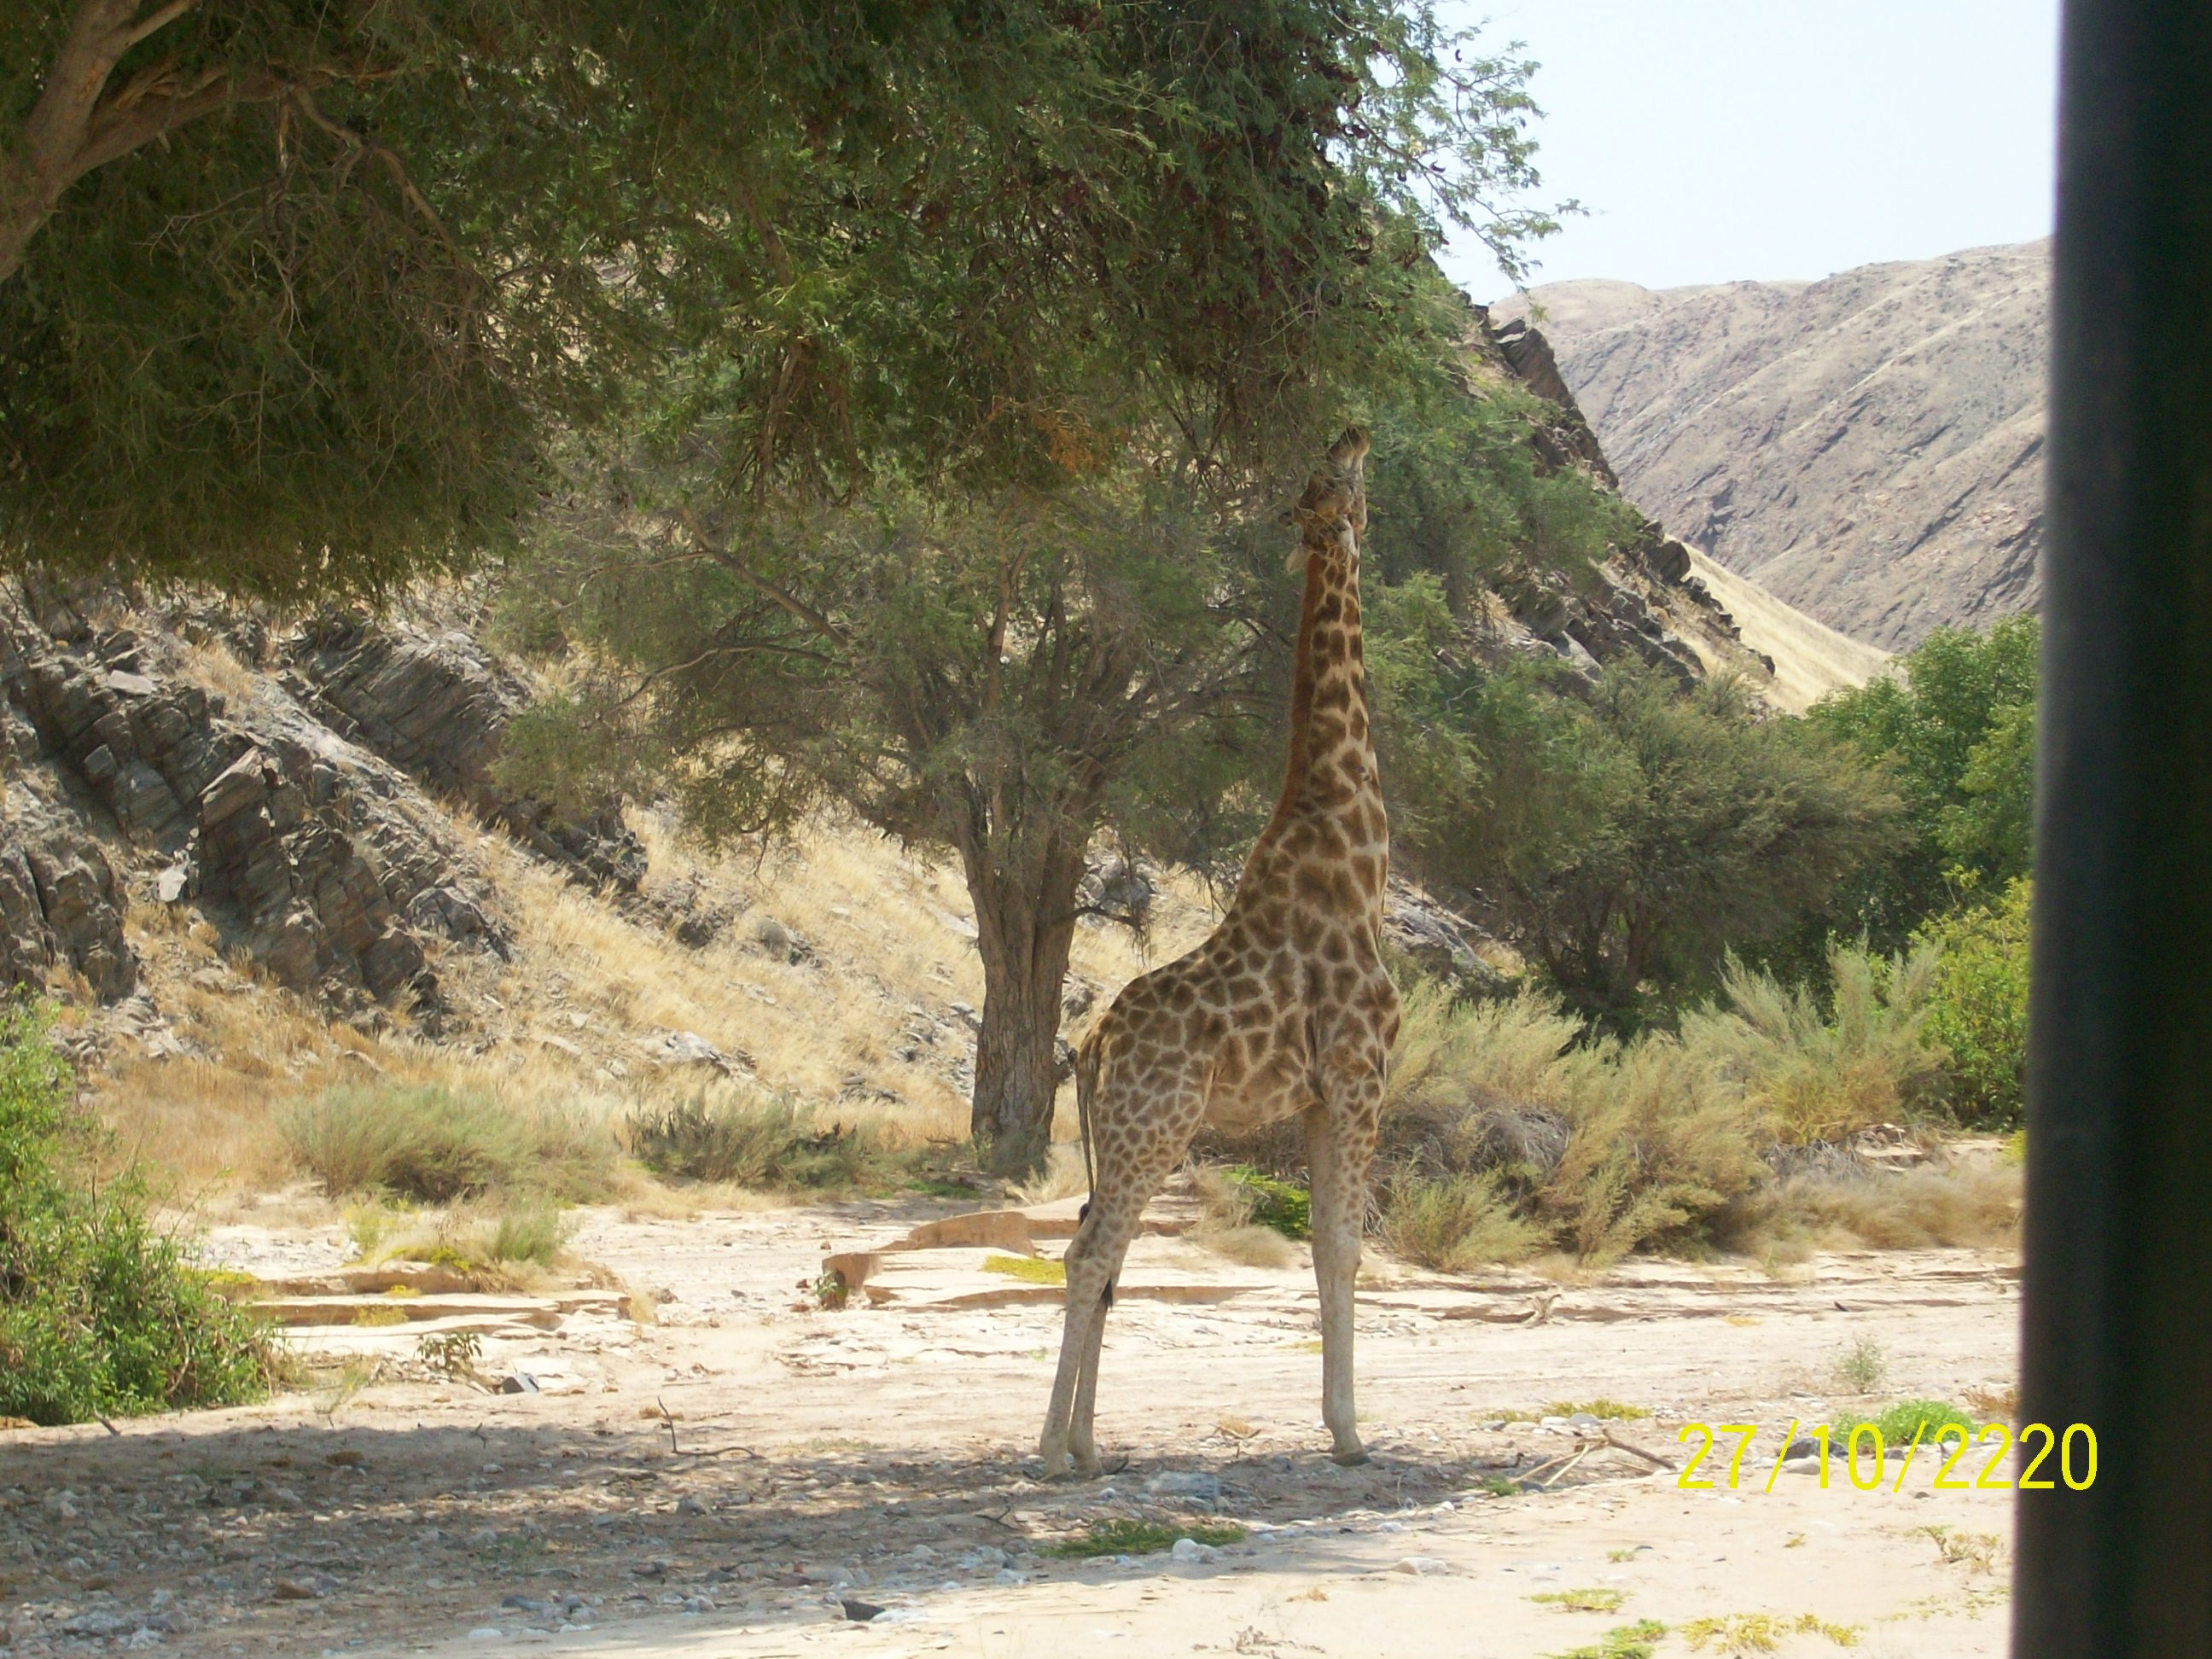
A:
1918;879;2030;1128
625;1092;898;1190
0;1004;275;1426
1044;1520;1246;1558
1834;1398;1976;1445
1381;1170;1542;1270
1224;1167;1310;1239
282;1084;612;1202
485;1199;569;1267
1683;944;1944;1145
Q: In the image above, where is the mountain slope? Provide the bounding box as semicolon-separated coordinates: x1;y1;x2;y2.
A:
1497;240;2049;649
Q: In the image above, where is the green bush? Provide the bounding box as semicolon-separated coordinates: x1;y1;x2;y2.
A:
282;1083;613;1202
1224;1167;1311;1239
1917;879;2031;1128
625;1092;899;1190
485;1199;570;1267
0;1004;275;1426
1833;1398;1976;1446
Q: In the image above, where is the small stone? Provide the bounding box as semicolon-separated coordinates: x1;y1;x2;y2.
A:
675;1496;707;1515
323;1450;365;1468
125;1630;163;1650
61;1611;138;1638
465;1628;505;1641
1168;1539;1219;1564
839;1599;885;1623
1391;1557;1451;1576
681;1596;714;1614
1144;1471;1222;1505
271;1577;329;1601
1568;1412;1601;1427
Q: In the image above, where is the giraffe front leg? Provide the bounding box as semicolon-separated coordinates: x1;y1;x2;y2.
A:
1306;1086;1378;1467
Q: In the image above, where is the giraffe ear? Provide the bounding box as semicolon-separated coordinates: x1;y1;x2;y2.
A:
1284;542;1309;575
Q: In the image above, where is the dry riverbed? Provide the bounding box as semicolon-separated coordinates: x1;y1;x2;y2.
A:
1;1201;2020;1659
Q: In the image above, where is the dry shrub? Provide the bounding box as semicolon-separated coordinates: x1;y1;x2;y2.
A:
1727;1160;2022;1254
1380;1170;1542;1271
623;1091;910;1191
1361;947;1972;1267
1540;1031;1768;1266
282;1083;614;1202
1189;1166;1297;1268
1684;946;1945;1144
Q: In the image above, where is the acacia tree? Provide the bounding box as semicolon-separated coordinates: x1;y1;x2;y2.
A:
7;2;1563;597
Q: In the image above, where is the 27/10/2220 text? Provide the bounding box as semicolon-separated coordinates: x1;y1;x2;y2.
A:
1676;1421;2097;1493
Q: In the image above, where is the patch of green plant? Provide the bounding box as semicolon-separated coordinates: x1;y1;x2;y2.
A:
1043;1519;1246;1559
351;1306;409;1327
981;1253;1066;1285
0;1004;276;1426
1831;1336;1889;1393
812;1269;850;1311
416;1331;482;1377
1225;1167;1310;1239
1547;1620;1666;1659
485;1199;568;1267
1831;1398;1975;1445
626;1093;907;1190
1916;877;2030;1128
1681;1612;1860;1653
1531;1587;1627;1613
1477;1471;1522;1497
285;1083;611;1202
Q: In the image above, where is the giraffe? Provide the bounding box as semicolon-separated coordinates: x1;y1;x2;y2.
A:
1038;427;1400;1478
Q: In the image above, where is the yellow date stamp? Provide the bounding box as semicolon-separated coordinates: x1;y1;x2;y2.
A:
1675;1419;2099;1493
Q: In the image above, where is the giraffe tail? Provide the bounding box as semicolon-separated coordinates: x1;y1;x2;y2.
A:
1074;1032;1102;1208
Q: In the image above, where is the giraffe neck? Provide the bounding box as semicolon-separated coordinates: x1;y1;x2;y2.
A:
1266;537;1380;835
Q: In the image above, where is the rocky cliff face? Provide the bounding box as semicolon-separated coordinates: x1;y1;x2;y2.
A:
1497;240;2049;650
0;581;640;1038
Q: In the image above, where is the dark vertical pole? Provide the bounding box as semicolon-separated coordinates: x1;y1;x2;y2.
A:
2016;2;2212;1655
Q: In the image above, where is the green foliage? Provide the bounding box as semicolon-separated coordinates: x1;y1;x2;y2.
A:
624;1093;903;1191
1917;878;2031;1128
1225;1167;1313;1240
1831;1399;1976;1445
1547;1621;1667;1659
1401;661;1902;1031
1044;1520;1247;1559
1832;1336;1889;1393
1680;1613;1859;1654
0;1004;274;1426
282;1084;612;1202
3;0;1566;597
1531;1588;1627;1613
1808;616;2039;949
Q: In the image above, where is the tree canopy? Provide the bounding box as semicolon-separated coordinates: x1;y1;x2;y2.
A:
3;0;1564;600
1806;614;2039;950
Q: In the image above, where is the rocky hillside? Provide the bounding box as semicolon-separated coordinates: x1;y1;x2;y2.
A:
1497;240;2049;649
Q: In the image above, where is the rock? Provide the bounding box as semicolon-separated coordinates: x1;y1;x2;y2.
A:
465;1628;505;1641
288;616;644;892
839;1599;885;1623
1167;1539;1219;1563
1649;537;1695;584
1391;1556;1452;1576
61;1610;138;1638
271;1575;332;1600
1144;1470;1222;1505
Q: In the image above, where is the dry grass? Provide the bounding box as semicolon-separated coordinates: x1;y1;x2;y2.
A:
90;803;1219;1202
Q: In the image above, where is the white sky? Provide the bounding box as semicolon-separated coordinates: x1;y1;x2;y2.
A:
1437;0;2064;298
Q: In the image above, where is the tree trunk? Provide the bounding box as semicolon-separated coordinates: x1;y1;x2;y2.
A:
963;831;1088;1176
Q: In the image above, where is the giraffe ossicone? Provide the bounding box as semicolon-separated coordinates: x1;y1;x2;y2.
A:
1038;426;1400;1478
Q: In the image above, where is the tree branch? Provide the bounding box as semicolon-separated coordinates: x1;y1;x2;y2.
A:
673;508;853;650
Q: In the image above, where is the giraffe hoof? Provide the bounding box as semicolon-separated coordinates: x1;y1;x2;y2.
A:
1330;1447;1370;1468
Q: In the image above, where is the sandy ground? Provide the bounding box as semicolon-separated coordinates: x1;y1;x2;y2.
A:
0;1202;2022;1659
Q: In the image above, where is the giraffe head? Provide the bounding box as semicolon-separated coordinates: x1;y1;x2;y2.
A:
1283;427;1370;573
